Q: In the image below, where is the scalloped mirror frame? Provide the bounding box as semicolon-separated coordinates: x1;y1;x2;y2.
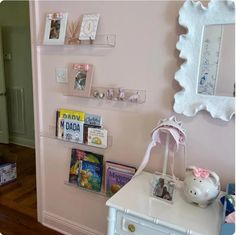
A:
174;0;235;121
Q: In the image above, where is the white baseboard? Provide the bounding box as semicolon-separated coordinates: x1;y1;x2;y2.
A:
9;135;35;148
42;211;105;235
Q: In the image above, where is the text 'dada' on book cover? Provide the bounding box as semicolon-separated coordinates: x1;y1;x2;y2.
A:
64;119;84;144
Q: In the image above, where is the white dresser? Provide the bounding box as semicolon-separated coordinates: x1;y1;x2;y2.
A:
106;172;223;235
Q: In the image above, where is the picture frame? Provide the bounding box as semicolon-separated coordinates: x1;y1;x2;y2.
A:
68;63;93;97
79;14;100;41
43;12;68;45
152;176;175;203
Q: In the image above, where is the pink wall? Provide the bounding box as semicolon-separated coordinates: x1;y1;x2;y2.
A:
30;1;235;234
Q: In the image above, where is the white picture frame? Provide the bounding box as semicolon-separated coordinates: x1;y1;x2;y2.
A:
43;12;68;45
79;14;100;40
173;0;235;121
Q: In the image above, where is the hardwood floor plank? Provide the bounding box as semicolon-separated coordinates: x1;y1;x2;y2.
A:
0;204;62;235
0;144;62;234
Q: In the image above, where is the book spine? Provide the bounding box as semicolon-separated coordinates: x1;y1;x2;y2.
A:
55;110;59;137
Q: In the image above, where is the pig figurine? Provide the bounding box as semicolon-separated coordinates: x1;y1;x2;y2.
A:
183;166;220;208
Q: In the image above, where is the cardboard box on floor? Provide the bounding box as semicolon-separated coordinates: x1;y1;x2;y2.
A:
0;150;17;185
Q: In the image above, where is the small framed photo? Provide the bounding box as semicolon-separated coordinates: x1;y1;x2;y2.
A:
43;12;68;45
79;14;100;40
152;176;175;203
68;63;93;97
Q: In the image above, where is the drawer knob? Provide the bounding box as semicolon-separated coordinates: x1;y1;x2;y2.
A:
128;224;136;232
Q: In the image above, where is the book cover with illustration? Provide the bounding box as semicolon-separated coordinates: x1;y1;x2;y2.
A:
59;108;85;121
79;160;103;192
106;167;135;197
63;119;84;144
84;113;103;126
69;149;103;186
69;149;83;185
83;124;101;144
57;109;85;139
87;128;108;148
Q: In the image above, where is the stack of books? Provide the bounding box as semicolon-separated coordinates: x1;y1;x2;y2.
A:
105;161;136;197
56;108;107;148
69;148;103;192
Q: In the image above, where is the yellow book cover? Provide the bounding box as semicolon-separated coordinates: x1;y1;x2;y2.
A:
58;109;85;121
56;109;85;139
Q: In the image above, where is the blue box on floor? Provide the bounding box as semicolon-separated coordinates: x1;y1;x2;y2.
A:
0;163;17;185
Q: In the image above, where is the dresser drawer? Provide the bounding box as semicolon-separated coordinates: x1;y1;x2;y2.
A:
115;211;184;235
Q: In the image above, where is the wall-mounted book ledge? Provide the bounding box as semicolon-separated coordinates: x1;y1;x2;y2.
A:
65;181;107;198
90;87;146;104
37;34;116;50
40;125;113;149
65;87;146;104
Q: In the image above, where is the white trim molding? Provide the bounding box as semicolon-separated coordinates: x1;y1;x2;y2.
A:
43;211;105;235
174;0;235;121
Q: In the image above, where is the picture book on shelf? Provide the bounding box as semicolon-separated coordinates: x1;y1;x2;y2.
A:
64;119;84;144
79;160;103;192
87;128;108;148
57;109;85;139
69;149;83;185
69;148;104;187
105;161;137;174
106;166;134;197
83;124;101;144
59;108;85;121
84;113;102;126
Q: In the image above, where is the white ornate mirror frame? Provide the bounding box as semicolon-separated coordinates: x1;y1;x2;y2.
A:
174;0;235;121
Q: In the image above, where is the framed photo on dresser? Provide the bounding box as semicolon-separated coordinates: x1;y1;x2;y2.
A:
153;176;175;203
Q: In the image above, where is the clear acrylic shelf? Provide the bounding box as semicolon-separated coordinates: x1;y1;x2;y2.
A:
90;87;146;104
40;125;112;149
37;34;116;51
65;181;107;198
65;87;146;104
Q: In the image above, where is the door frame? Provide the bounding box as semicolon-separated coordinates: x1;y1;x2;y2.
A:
0;27;9;144
29;1;43;223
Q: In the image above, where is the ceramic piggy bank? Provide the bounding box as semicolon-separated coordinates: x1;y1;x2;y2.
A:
183;166;220;208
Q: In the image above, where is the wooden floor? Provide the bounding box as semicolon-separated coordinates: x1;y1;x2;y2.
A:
0;204;62;235
0;143;62;235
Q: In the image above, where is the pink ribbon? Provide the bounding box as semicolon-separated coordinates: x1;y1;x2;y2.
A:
73;64;90;71
193;168;209;179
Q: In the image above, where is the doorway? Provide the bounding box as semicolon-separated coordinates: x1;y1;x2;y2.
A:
0;1;36;218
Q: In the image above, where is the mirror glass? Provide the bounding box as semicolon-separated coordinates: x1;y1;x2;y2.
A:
173;0;235;121
197;24;235;97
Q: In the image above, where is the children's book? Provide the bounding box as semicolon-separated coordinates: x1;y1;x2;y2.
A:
56;109;85;139
87;128;108;148
105;161;136;174
59;108;85;121
105;161;136;193
69;149;84;185
79;160;103;192
69;149;103;186
106;167;134;197
64;119;84;144
55;110;59;137
83;124;101;144
84;113;103;126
